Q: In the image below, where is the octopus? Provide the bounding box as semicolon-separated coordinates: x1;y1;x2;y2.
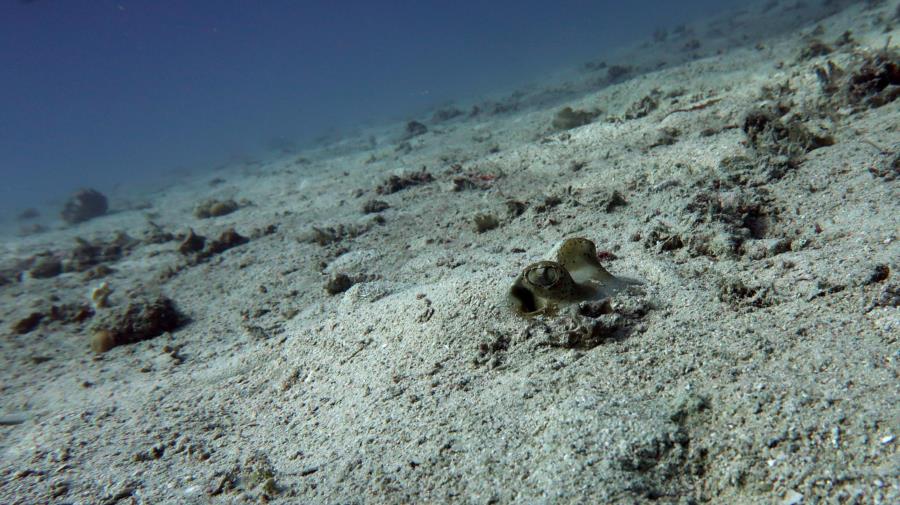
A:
509;237;629;316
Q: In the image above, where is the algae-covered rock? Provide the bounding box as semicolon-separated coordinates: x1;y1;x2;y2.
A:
90;295;184;353
552;107;600;130
194;199;239;219
61;188;108;224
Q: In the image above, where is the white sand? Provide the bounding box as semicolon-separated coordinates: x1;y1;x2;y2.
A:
2;1;899;503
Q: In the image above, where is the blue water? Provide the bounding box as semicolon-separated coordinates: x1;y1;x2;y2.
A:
1;0;751;219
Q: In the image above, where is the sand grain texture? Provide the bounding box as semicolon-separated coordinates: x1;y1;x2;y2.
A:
1;1;898;503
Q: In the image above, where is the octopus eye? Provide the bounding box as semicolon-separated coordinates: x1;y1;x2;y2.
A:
526;265;560;288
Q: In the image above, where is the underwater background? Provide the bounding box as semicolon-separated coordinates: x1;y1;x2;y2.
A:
2;1;898;502
1;0;747;218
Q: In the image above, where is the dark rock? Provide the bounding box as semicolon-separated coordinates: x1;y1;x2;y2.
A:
194;199;239;219
742;107;835;168
866;264;890;285
625;92;660;119
375;170;434;195
403;121;428;139
800;39;832;59
90;295;184;353
600;190;628;212
206;228;249;255
324;273;355;295
552;107;599;130
61;188;108;224
310;224;369;246
12;312;44;334
83;264;115;281
29;255;62;279
142;222;175;244
606;65;632;82
48;304;93;324
473;214;499;233
17;208;39;220
431;107;463;123
65;232;137;272
506;200;527;217
362;200;390;214
845;49;900;108
178;229;206;255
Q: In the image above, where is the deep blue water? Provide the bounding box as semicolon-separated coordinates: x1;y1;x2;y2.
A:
1;0;749;218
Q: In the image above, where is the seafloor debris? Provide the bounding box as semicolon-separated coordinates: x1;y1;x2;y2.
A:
843;48;900;108
310;223;369;246
431;107;463;123
29;254;62;279
61;188;108;224
11;303;94;335
508;237;628;316
800;38;833;59
142;221;176;244
12;312;43;334
194;198;239;219
625;91;661;119
17;208;39;220
324;273;355;295
606;64;632;82
90;281;112;309
178;229;206;255
505;200;527;217
552;106;600;130
178;228;248;259
402;120;428;140
66;232;138;272
206;228;249;255
361;200;390;214
375;169;434;195
742;106;835;167
472;213;499;233
90;295;183;353
814;47;900;109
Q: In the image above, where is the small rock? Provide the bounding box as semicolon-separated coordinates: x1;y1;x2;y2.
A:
473;213;499;233
324;273;355;295
178;229;206;255
362;200;390;214
29;255;62;279
61;188;108;224
194;199;239;219
375;170;433;195
90;295;183;353
12;312;44;334
206;228;248;255
17;208;39;220
403;120;428;139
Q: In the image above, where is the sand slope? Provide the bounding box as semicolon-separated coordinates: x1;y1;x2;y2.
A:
1;1;898;503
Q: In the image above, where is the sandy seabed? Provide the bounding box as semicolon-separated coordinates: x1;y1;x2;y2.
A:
1;1;898;503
